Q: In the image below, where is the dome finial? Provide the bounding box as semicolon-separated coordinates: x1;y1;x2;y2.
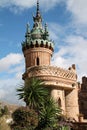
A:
37;0;39;13
33;0;42;22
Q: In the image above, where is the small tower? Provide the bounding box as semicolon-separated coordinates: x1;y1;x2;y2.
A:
22;0;54;71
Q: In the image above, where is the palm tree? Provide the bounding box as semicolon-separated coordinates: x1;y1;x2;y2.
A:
17;78;49;110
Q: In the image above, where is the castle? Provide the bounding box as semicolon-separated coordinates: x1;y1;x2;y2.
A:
21;0;87;125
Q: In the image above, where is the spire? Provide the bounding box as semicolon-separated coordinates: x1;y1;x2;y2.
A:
37;0;39;14
33;0;42;22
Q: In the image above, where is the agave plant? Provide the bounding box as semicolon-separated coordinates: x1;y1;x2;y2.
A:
17;78;49;110
36;97;61;130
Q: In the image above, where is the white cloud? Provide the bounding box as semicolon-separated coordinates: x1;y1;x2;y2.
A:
0;0;87;26
0;0;63;12
0;53;23;72
41;0;63;11
48;22;87;82
0;78;24;104
0;53;24;104
51;35;87;81
0;0;35;8
64;36;87;74
0;89;7;99
66;0;87;25
48;22;66;49
49;23;64;40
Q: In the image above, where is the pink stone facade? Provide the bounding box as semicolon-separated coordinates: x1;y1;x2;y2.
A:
24;48;52;69
23;46;79;121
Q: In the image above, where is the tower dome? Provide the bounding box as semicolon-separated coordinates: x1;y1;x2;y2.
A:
22;0;54;52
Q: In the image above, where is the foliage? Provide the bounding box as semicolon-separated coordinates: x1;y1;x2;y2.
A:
17;78;49;110
13;78;69;130
35;97;61;130
0;105;9;117
57;115;73;130
3;105;9;115
11;106;38;130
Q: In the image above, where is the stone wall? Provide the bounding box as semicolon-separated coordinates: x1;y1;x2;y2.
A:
51;89;66;114
65;87;79;121
73;122;87;130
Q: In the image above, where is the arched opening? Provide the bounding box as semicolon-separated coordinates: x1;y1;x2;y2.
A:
45;42;48;48
37;57;39;66
30;41;34;48
40;41;44;47
35;41;39;47
58;98;62;107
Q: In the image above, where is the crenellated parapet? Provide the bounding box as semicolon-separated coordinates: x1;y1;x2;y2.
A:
22;39;54;52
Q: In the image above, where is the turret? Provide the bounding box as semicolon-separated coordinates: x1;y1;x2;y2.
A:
22;0;54;69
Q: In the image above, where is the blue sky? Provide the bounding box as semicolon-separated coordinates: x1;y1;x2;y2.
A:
0;0;87;104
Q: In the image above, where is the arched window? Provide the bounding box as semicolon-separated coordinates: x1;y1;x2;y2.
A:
58;98;62;107
37;57;39;66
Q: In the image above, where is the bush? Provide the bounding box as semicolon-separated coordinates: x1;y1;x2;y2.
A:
11;107;38;130
0;105;9;117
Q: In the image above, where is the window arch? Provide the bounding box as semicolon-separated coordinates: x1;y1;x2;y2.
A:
36;57;39;66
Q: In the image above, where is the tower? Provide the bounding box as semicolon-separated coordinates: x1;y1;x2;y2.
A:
22;0;79;121
22;0;54;71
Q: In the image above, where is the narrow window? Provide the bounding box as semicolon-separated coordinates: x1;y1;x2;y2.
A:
58;98;61;107
37;57;39;66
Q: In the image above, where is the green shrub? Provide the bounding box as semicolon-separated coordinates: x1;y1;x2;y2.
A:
11;107;38;130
